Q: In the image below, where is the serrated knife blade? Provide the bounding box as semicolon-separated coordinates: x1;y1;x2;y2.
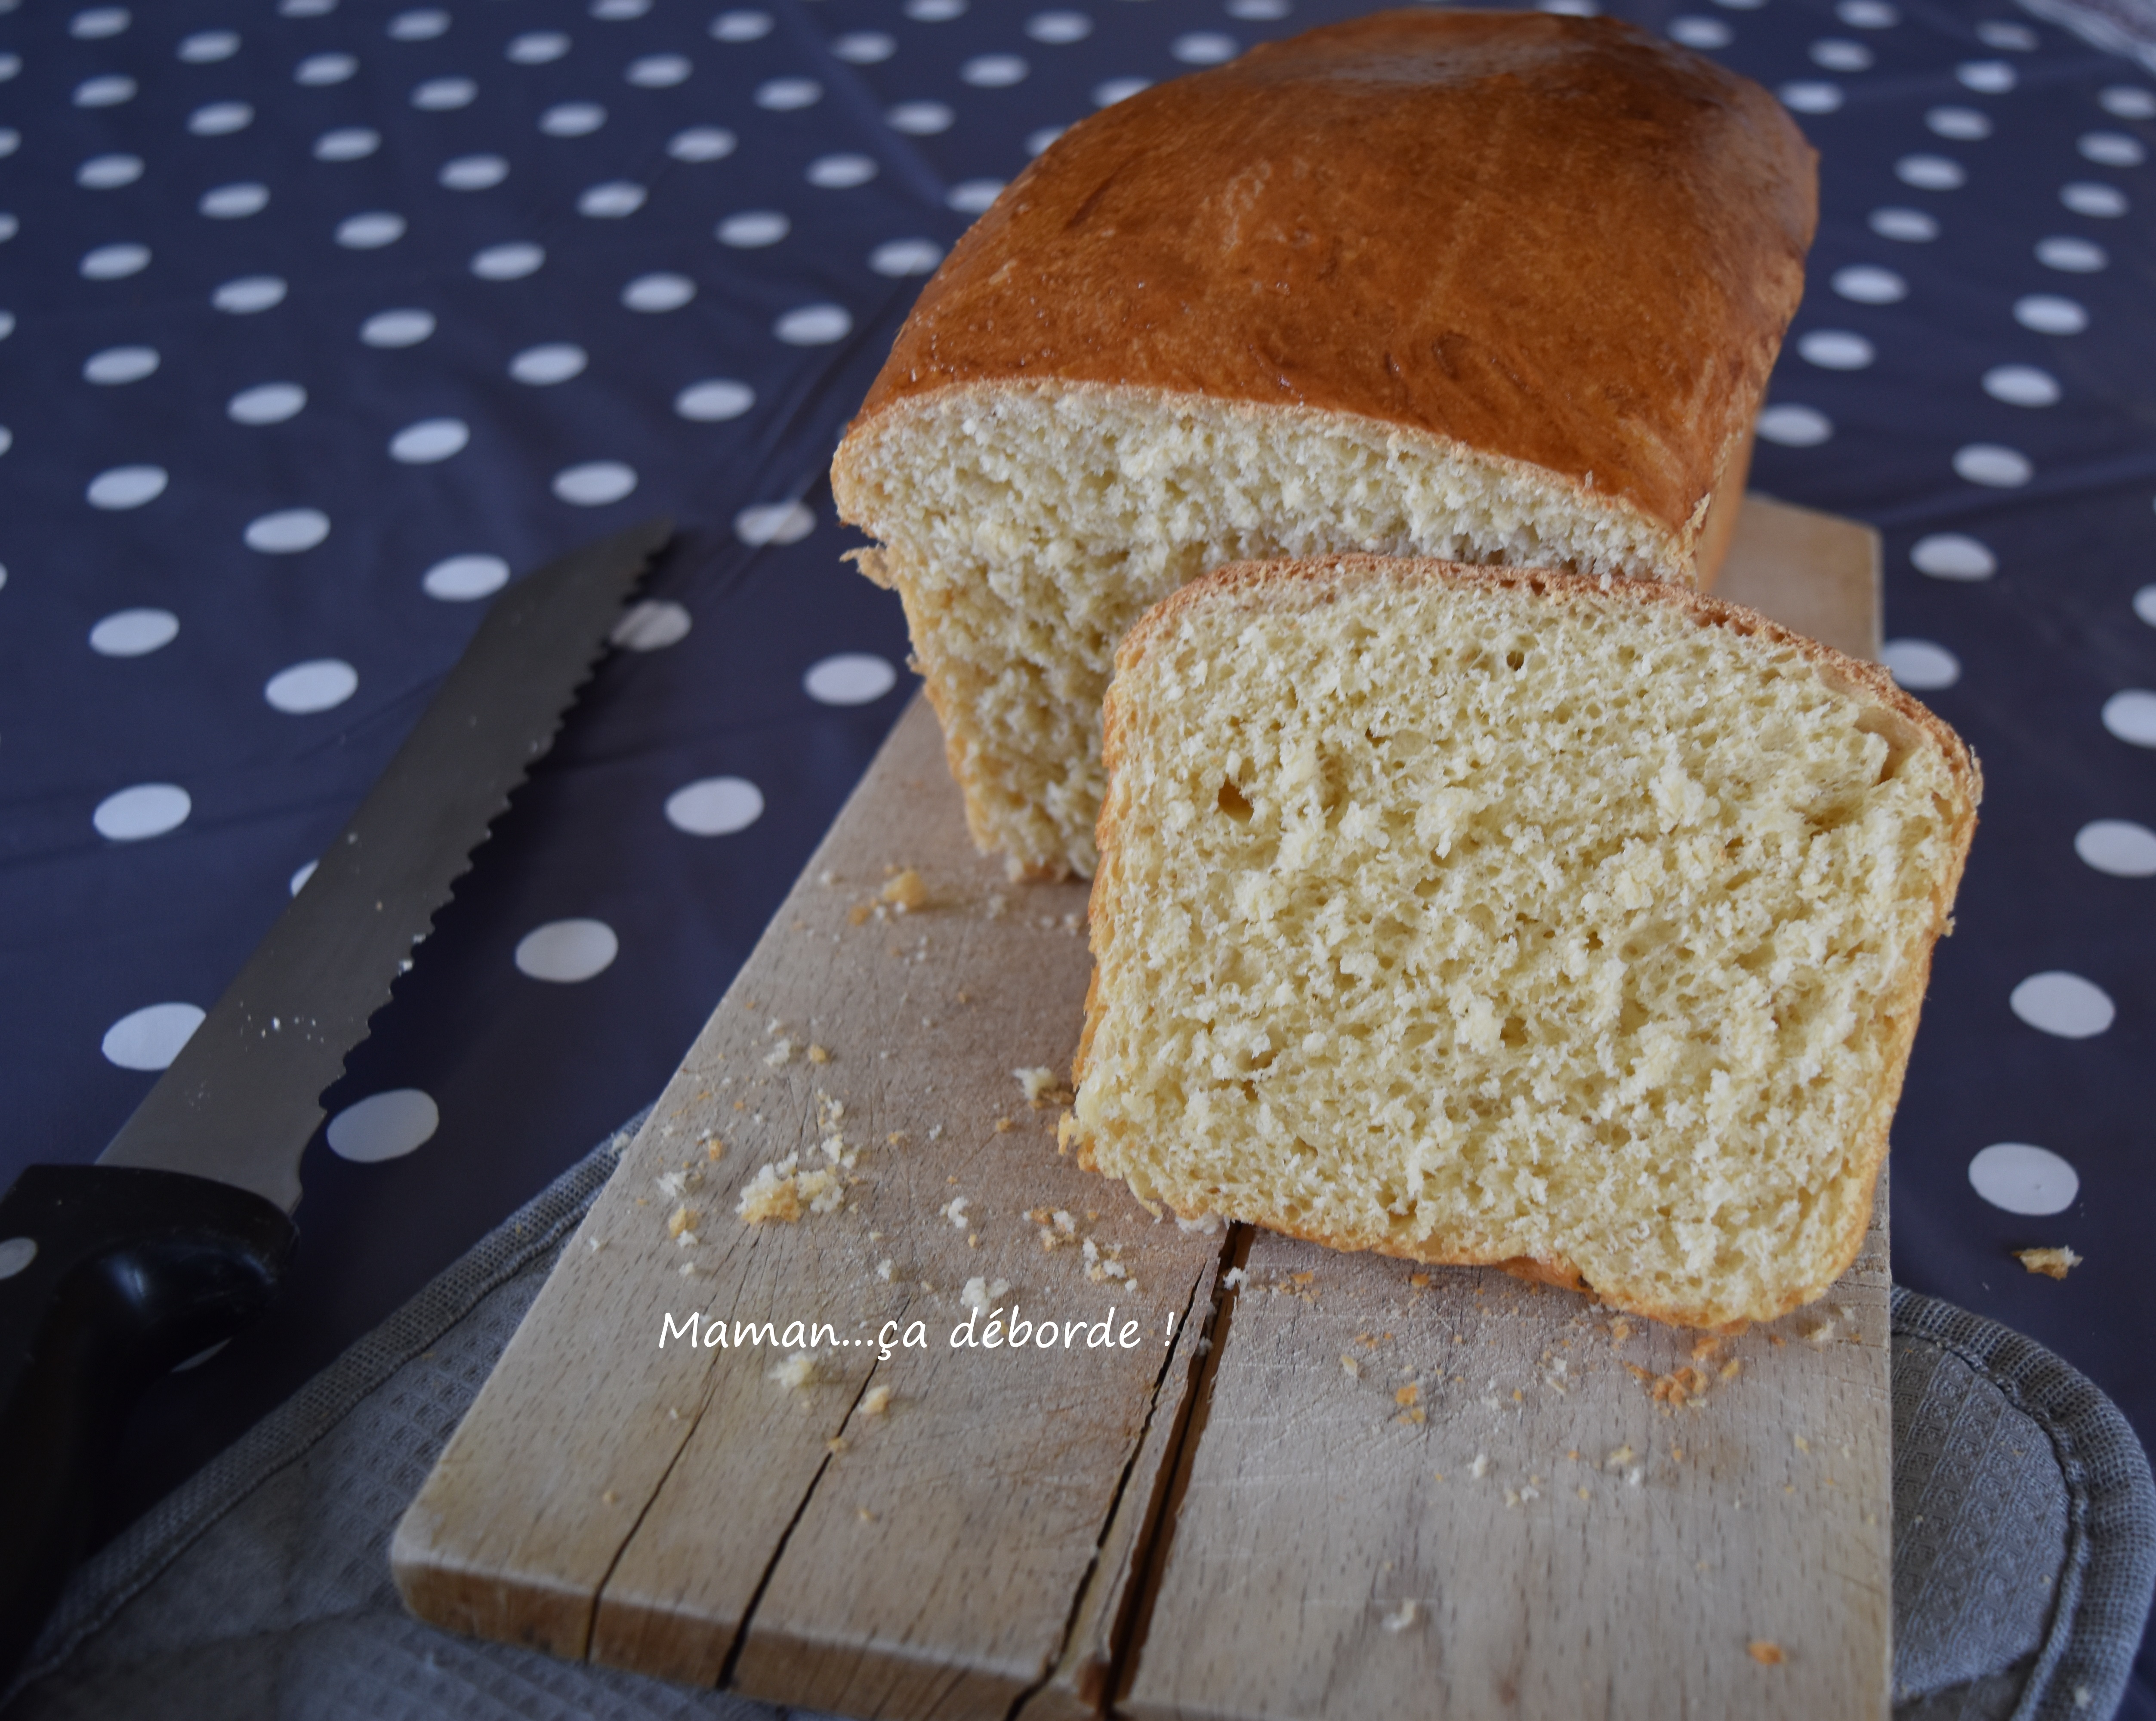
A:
0;516;672;1682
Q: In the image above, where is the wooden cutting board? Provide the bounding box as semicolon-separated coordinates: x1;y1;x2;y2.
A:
395;495;1892;1720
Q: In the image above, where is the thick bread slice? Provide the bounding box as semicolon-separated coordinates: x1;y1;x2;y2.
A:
833;9;1818;877
1068;558;1979;1330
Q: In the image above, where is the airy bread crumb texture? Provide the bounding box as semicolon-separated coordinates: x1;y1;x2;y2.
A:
839;384;1677;877
1071;558;1977;1329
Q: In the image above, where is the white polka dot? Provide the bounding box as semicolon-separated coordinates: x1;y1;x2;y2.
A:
102;1002;204;1070
316;126;381;161
1982;364;2059;407
833;30;894;62
2079;130;2145;167
189;101;253;136
1226;0;1289;15
391;418;469;463
906;0;965;17
711;9;772;40
90;608;179;657
2098;86;2156;119
1095;77;1151;106
870;237;944;276
1911;533;1994;580
1894;153;1964;190
0;214;15;243
807;153;878;189
362;308;435;346
0;312;12;340
74;74;135;108
215;275;287;314
806;653;898;705
777;304;851;345
1780;81;1842;114
1869;206;1937;242
675;379;753;420
947;179;1003;213
515;919;618;982
473;242;544;280
2076;819;2156;877
1926;104;1990;139
337;212;407;249
281;0;336;16
964;51;1030;85
718;210;787;247
423;553;509;601
628;53;691;87
0;1238;34;1281
578;180;646;218
1756;404;1832;447
1977;19;2036;48
87;465;167;510
1968;1143;2079;1216
327;1089;440;1163
1027;10;1092;43
296;51;357;85
72;7;131;39
2037;236;2107;273
666;776;763;835
0;130;15;160
0;426;10;456
735;501;815;546
553;461;637;506
266;658;358;714
2137;584;2156;626
2060;182;2127;218
1954;444;2031;487
94;782;190;841
1832;264;1906;303
228;382;306;425
1881;638;1959;689
412;76;476;110
611;600;691;651
200;182;269;219
389;9;450;41
888;100;953;135
1798;329;1872;369
2104;690;2156;748
510;343;586;385
1810;36;1871;68
592;0;649;16
669;125;736;162
756;77;821;110
83;345;158;384
1669;15;1732;47
508;31;569;64
2014;293;2087;335
81;243;151;281
245;508;331;553
2011;971;2115;1037
541;102;606;137
179;30;240;62
1540;0;1598;17
77;153;144;188
439;153;507;189
623;272;694;312
1956;59;2014;92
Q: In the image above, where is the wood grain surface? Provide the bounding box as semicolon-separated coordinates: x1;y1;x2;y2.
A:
395;496;1889;1720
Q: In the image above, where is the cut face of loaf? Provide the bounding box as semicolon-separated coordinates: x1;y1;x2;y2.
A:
833;11;1817;877
1069;558;1979;1330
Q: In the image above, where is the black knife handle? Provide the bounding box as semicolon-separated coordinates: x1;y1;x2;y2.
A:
0;1164;296;1684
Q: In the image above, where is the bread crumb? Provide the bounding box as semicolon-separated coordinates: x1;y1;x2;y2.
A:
1610;1318;1634;1344
1690;1336;1721;1362
1015;1065;1074;1107
1175;1212;1222;1235
1720;1357;1743;1381
961;1276;1011;1315
857;1507;876;1523
1395;1383;1420;1408
1381;1599;1419;1633
881;868;928;912
764;1038;795;1067
1577;1486;1591;1501
2016;1246;2081;1279
826;1435;848;1454
876;1258;895;1282
601;1489;619;1505
1223;1266;1248;1289
861;1383;894;1416
808;1043;831;1064
770;1351;819;1390
944;1195;970;1229
1409;1272;1430;1289
1748;1641;1785;1666
1340;1354;1361;1379
666;1204;697;1238
1604;1444;1635;1470
1470;1453;1490;1478
1793;1433;1811;1453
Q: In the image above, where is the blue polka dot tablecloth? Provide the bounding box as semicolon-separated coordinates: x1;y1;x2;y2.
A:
0;0;2152;1701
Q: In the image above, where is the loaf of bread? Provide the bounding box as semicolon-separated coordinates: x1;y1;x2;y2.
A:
1066;558;1978;1329
832;9;1818;878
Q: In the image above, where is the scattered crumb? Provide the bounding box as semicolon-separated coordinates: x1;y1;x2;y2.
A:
764;1038;795;1068
993;1116;1015;1133
1395;1383;1421;1408
1470;1453;1490;1479
2016;1246;2082;1280
1381;1599;1419;1633
808;1043;831;1064
1175;1212;1222;1236
857;1507;876;1523
1015;1066;1074;1107
770;1351;819;1390
737;1155;845;1223
861;1383;894;1417
826;1435;848;1455
1341;1354;1361;1379
1604;1445;1635;1471
1720;1357;1743;1382
666;1204;697;1239
1577;1486;1591;1501
1223;1266;1248;1289
1793;1434;1811;1453
944;1195;970;1230
1690;1336;1721;1362
881;868;928;912
1806;1318;1837;1346
876;1258;895;1282
1748;1641;1785;1666
1409;1272;1430;1289
601;1489;619;1505
1610;1318;1634;1344
961;1276;1011;1315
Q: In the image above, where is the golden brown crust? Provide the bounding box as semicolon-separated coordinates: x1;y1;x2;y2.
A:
844;9;1816;561
1083;553;1981;1331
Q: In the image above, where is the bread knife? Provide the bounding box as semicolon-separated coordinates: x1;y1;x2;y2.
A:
0;516;673;1681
